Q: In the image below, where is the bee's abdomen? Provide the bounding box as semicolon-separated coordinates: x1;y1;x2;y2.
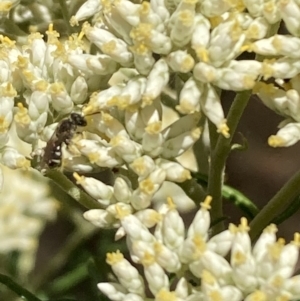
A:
47;144;62;167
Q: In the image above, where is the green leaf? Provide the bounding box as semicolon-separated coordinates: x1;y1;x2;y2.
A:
0;273;41;301
222;185;259;219
272;195;300;225
48;265;89;294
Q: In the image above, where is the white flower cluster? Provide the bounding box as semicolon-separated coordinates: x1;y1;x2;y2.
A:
0;0;300;298
70;0;300;147
0;165;57;274
0;126;57;274
95;197;300;301
248;8;300;147
0;25;95;168
63;96;201;171
76;150;197;230
1;0;300;168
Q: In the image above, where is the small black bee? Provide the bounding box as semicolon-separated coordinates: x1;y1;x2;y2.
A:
42;113;87;168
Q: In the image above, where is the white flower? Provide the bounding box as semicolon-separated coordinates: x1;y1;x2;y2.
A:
14;103;47;144
70;0;101;26
268;122;300;147
200;270;243;301
176;77;201;114
83;209;120;228
143;259;169;295
252;35;300;58
87;111;129;139
243;0;264;18
125;101;161;140
141;59;169;107
106;251;146;296
167;50;195;73
254;82;289;116
111;135;143;163
134;209;160;228
152;182;195;212
245;17;269;40
254;81;300;147
263;1;280;24
83;23;133;66
74;172;114;205
70;76;88;104
156;198;185;250
75;139;122;168
114;177;132;204
208;19;246;68
50;82;74;114
0;83;15;148
200;0;230;17
97;282;129;301
95;196;300;301
67;53;118;76
155;158;191;183
279;0;300;36
130;23;172;55
231;218;258;293
194;60;262;91
115;77;147;107
196;84;228;138
1;146;30;169
130;156;156;178
169;8;195;47
111;0;140;27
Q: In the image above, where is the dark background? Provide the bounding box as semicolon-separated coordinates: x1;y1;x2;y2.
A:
225;94;300;240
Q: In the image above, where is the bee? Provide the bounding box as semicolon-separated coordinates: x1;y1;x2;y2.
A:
41;113;87;168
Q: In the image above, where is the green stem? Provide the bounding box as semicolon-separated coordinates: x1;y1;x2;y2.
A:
208;90;252;235
0;273;41;301
45;170;102;209
208;119;219;150
249;169;300;241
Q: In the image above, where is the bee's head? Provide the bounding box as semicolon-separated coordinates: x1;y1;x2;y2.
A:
70;113;87;127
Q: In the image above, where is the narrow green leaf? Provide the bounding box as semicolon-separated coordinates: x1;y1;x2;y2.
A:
272;195;300;225
0;273;41;301
222;185;259;219
48;264;88;294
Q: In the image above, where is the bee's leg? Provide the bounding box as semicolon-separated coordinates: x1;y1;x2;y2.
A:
31;148;45;171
